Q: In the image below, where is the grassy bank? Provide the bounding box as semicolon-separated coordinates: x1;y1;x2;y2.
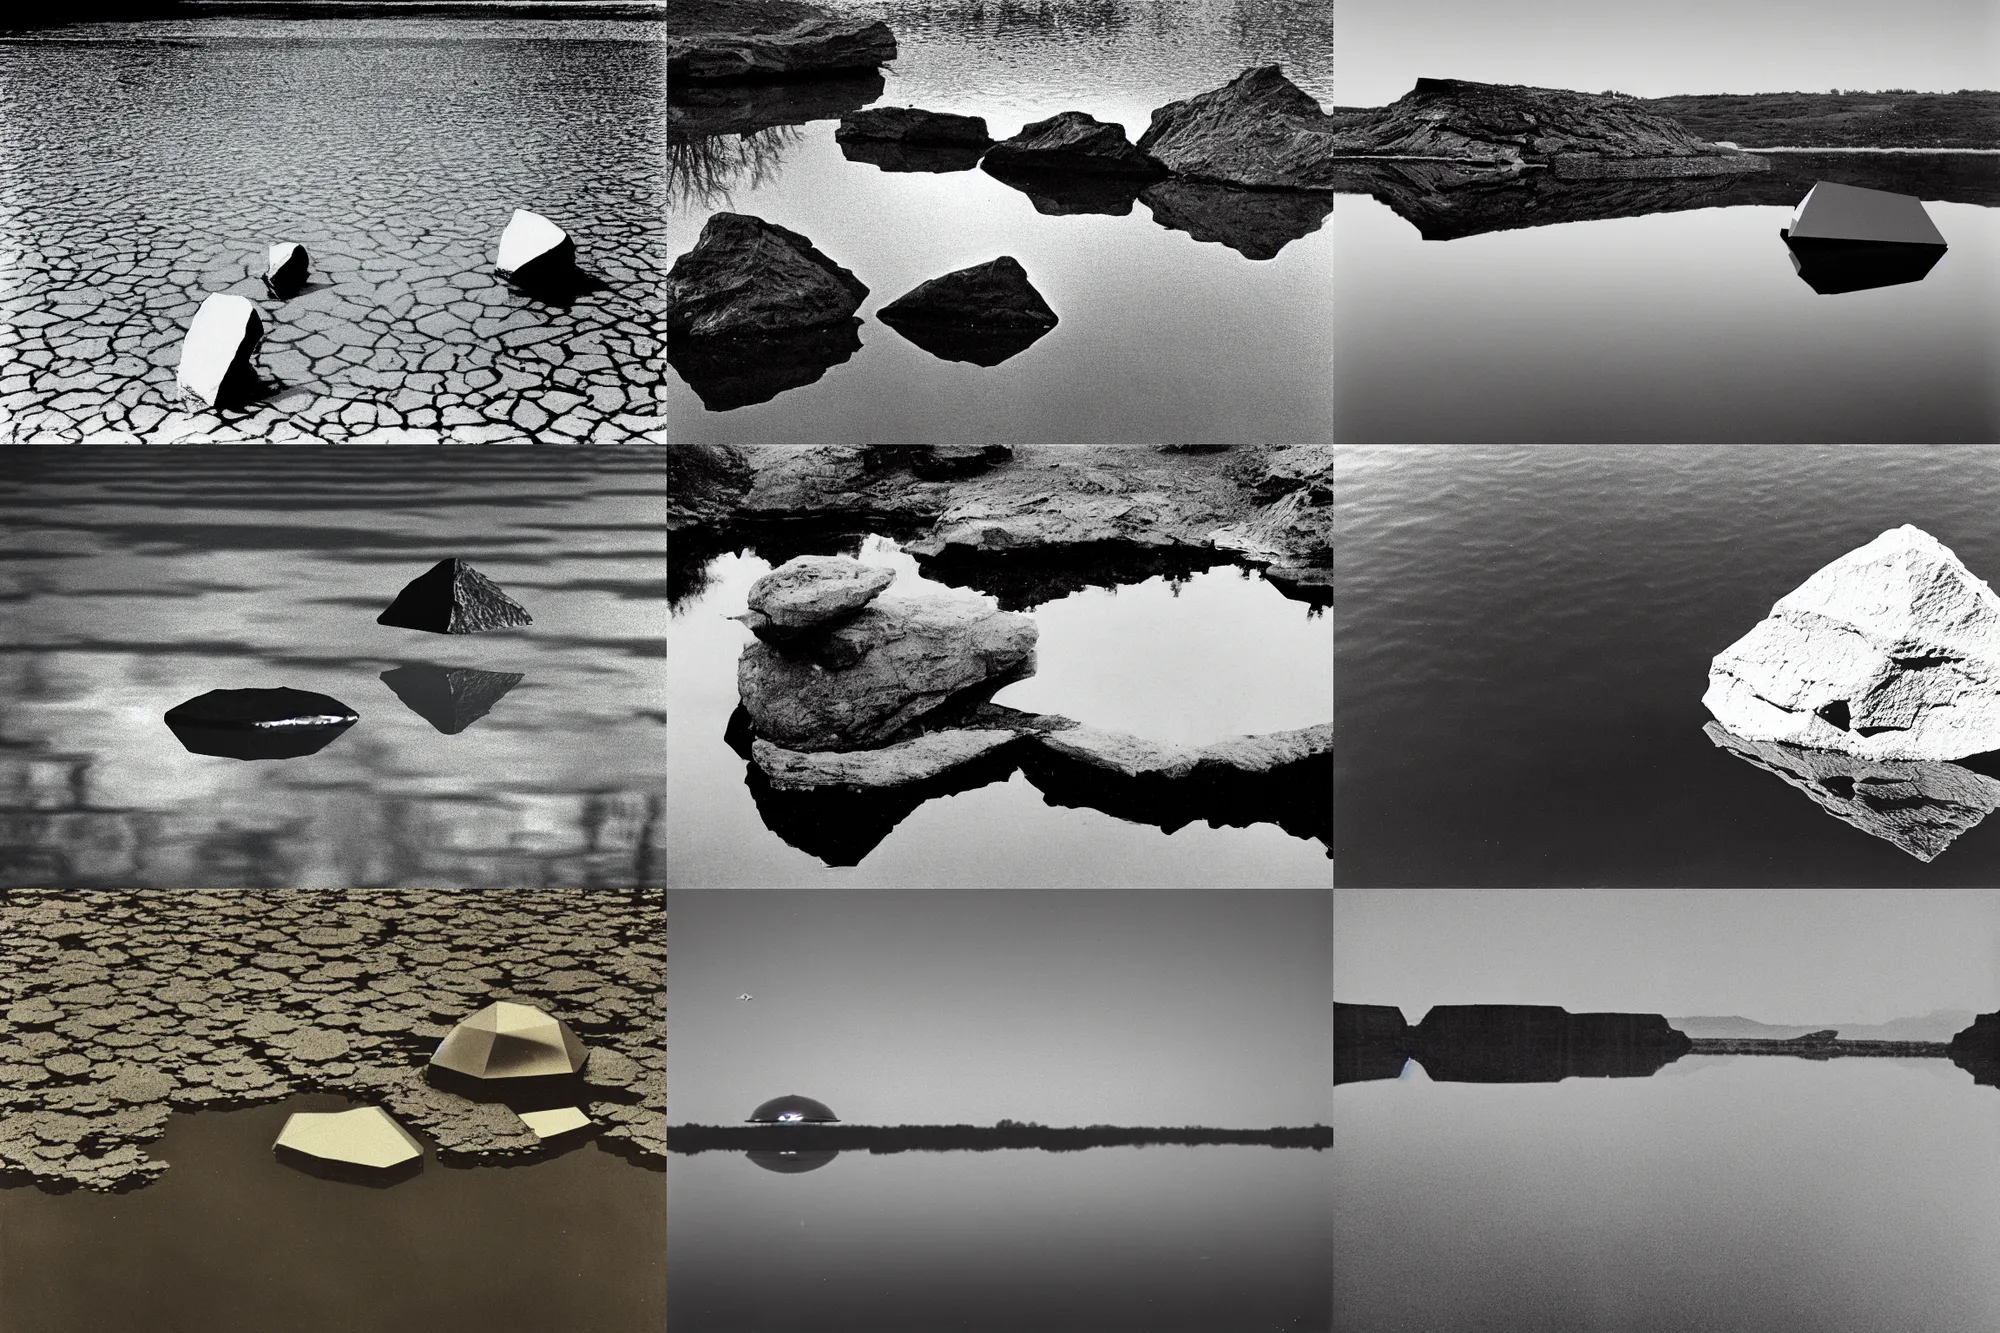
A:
1641;91;2000;149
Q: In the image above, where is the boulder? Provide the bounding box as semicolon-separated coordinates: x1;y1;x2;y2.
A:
174;293;263;409
981;112;1165;177
1322;77;1769;177
1256;445;1335;502
836;106;992;148
1136;65;1342;191
164;687;358;761
1704;525;2000;760
1198;722;1332;773
1037;724;1201;779
667;17;897;82
494;209;577;287
752;729;1019;790
908;492;1191;557
878;256;1058;365
668;212;868;339
1948;1012;2000;1086
262;242;309;298
379;665;525;735
737;587;1038;750
1139;179;1330;259
740;555;896;636
377;558;534;635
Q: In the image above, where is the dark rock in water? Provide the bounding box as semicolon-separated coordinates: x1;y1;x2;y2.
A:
262;242;309;298
1948;1012;2000;1087
668;318;863;411
1409;1006;1692;1083
1322;77;1769;178
164;688;359;761
668;211;868;338
878;257;1058;364
1137;65;1342;191
982;161;1152;216
1336;1002;1411;1085
1704;722;2000;863
840;139;987;174
377;559;533;636
668;17;897;82
380;666;525;735
1782;235;1946;294
1140;179;1331;259
669;71;883;138
836;105;992;148
982;111;1165;177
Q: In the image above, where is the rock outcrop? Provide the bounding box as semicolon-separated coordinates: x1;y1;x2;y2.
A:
668;17;897;82
1336;1002;1410;1084
752;729;1020;790
1410;1005;1693;1083
982;112;1165;176
836;106;992;148
877;257;1059;366
262;242;309;298
1704;525;2000;761
174;292;263;409
1140;180;1331;259
1039;725;1201;779
1704;722;2000;862
667;212;868;339
377;558;534;635
1947;1012;2000;1087
1198;722;1332;773
1325;78;1770;178
1136;65;1341;191
738;554;896;638
737;586;1038;750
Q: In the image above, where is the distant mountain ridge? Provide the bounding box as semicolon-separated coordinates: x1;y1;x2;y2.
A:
1670;1010;1975;1042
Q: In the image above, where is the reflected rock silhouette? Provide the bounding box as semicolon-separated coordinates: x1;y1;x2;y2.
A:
380;665;525;735
668;71;884;139
1409;1005;1692;1083
1016;742;1331;853
1947;1011;2000;1087
668;319;863;411
1140;180;1331;259
842;139;986;174
1780;235;1947;294
981;162;1151;216
1704;722;2000;862
877;314;1055;366
747;1148;840;1174
164;688;358;761
1335;1002;1410;1085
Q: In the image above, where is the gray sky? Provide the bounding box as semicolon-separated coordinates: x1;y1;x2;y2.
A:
1335;890;2000;1025
1336;0;1997;106
669;890;1331;1126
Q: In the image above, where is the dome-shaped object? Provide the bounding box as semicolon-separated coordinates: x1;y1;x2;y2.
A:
747;1094;839;1123
429;1001;585;1080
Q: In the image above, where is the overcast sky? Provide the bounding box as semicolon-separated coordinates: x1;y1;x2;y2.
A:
1335;890;2000;1025
1335;0;1997;106
669;890;1331;1126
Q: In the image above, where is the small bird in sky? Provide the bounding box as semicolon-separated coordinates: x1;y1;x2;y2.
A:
738;994;754;1001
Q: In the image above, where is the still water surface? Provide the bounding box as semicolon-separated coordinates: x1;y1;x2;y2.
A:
0;449;665;888
667;533;1333;887
671;1144;1331;1332
1335;1055;2000;1332
0;1094;666;1333
1336;445;2000;886
666;0;1336;442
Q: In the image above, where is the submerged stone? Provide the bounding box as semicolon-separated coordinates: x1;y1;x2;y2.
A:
1704;525;2000;760
164;687;358;761
174;292;263;409
377;558;533;635
379;665;525;734
668;211;868;338
263;242;310;298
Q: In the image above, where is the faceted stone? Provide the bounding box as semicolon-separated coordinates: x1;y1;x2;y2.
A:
376;558;533;635
174;293;262;408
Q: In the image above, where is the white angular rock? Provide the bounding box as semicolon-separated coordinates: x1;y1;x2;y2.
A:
1704;525;2000;760
517;1106;592;1139
495;208;575;281
1198;722;1333;772
263;242;309;297
174;293;263;408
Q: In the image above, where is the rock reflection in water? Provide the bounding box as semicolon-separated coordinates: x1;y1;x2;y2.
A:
746;1148;841;1174
669;73;885;140
1704;722;2000;862
877;312;1056;367
667;320;865;411
1947;1012;2000;1087
842;139;987;174
1334;1002;1411;1086
1782;237;1948;294
1141;180;1332;259
379;665;525;736
981;162;1152;216
667;126;803;213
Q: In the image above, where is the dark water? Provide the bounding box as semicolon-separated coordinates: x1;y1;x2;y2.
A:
0;448;665;888
666;0;1335;442
667;533;1332;887
1333;158;1999;442
670;1144;1331;1332
0;1094;666;1333
1334;445;2000;886
1335;1055;2000;1332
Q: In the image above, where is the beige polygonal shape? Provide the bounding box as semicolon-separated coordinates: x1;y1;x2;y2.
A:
429;1000;586;1079
274;1106;422;1170
518;1106;592;1139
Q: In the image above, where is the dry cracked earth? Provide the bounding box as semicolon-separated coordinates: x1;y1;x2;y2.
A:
0;31;668;443
0;888;664;1191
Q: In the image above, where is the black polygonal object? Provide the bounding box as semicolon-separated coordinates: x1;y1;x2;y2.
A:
377;558;533;635
164;687;358;761
380;665;525;734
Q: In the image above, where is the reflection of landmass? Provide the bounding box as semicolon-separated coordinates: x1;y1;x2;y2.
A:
669;72;884;139
1636;91;2000;152
1408;1005;1691;1083
668;1124;1333;1152
1141;180;1331;260
1686;1036;1948;1058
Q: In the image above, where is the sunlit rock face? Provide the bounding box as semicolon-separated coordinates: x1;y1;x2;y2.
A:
1704;722;2000;862
494;208;577;287
263;242;309;297
740;555;896;637
430;1001;587;1081
273;1106;422;1174
173;292;262;408
1704;526;2000;761
752;729;1018;790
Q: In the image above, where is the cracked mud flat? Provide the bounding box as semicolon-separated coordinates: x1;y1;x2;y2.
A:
0;889;663;1191
0;23;666;443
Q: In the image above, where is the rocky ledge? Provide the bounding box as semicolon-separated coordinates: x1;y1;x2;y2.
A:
667;0;897;83
0;890;663;1192
1326;78;1770;178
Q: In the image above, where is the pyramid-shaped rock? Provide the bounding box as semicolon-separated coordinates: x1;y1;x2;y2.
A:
982;111;1164;176
878;257;1058;365
1704;525;2000;760
377;559;533;635
430;1001;586;1080
274;1106;422;1172
668;212;868;339
379;664;525;733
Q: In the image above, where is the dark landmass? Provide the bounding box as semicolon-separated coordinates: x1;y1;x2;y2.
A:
1948;1011;2000;1087
666;0;818;36
1337;1003;1691;1084
1687;1036;1949;1058
5;0;665;22
1335;1002;1410;1084
667;1123;1333;1153
1639;91;2000;150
